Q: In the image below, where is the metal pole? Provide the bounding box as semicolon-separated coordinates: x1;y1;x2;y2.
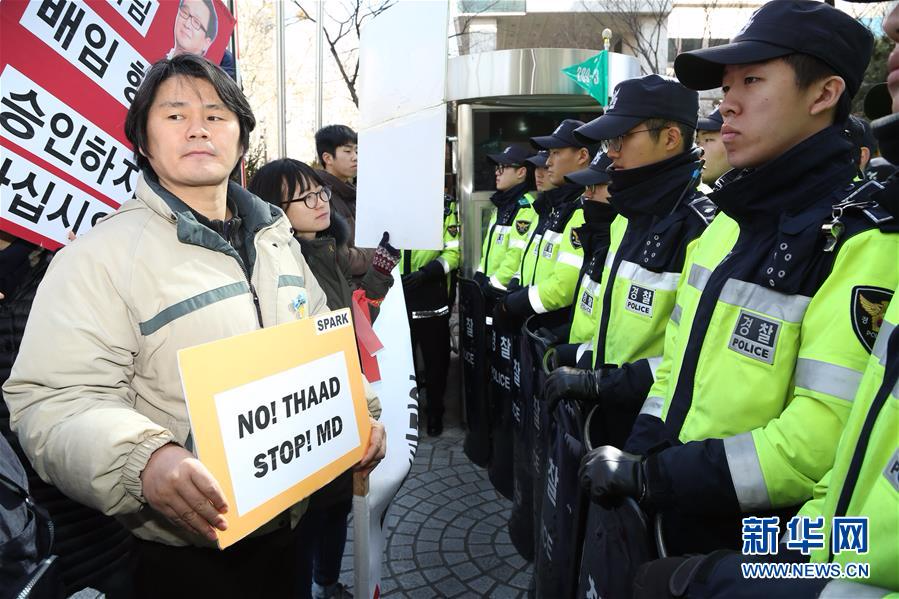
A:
315;0;324;134
275;0;287;158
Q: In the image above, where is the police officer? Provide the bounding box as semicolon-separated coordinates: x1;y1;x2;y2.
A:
490;151;552;291
632;2;899;593
475;145;537;291
543;75;715;448
558;153;617;359
494;120;594;330
401;195;460;436
696;108;730;189
580;0;899;558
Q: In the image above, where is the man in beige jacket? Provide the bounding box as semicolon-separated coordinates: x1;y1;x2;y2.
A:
3;54;385;598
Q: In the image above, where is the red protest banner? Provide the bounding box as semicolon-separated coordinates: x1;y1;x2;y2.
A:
1;0;236;249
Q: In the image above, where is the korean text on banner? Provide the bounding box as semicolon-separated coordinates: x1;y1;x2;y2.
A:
177;308;371;549
1;0;235;249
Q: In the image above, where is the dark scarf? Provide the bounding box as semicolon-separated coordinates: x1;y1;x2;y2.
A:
607;148;703;221
578;200;617;254
711;125;856;230
712;126;858;294
490;181;530;209
532;181;584;215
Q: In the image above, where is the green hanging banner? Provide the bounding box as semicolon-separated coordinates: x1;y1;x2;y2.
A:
562;50;610;106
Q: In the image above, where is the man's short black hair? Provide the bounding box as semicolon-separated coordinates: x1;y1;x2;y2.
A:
247;158;324;209
643;118;694;154
180;0;218;41
315;124;357;165
780;53;850;124
124;53;255;173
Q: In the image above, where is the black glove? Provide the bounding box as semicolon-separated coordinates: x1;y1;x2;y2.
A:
401;270;426;291
492;300;515;333
543;366;602;413
579;445;646;507
402;259;444;291
473;271;489;290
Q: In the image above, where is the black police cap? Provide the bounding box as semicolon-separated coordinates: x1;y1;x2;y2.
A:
573;75;699;143
526;151;548;168
697;108;723;132
674;0;873;99
530;119;588;150
565;153;612;186
487;144;533;166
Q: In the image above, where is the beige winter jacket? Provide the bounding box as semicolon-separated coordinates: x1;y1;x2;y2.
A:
3;172;379;546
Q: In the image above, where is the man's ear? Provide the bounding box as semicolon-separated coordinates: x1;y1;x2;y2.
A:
665;124;683;152
577;147;590;166
515;166;527;181
322;151;334;167
808;76;846;117
859;146;871;172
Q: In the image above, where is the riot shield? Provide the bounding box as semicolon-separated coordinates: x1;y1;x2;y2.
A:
508;329;536;560
534;399;587;599
575;406;658;599
487;324;516;500
459;278;491;467
521;316;558;568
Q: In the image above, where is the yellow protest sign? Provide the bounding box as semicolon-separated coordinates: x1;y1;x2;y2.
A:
177;308;370;548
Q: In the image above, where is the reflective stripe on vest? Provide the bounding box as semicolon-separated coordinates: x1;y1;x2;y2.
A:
794;358;864;402
723;431;771;511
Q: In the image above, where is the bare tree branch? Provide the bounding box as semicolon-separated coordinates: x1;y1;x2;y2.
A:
582;0;672;75
291;0;395;107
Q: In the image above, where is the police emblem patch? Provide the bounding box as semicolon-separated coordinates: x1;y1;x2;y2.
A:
624;284;654;317
728;310;780;364
447;225;459;238
570;229;582;250
516;220;531;235
851;286;892;353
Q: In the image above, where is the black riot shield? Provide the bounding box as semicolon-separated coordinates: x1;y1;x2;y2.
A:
575;406;658;599
521;315;560;567
459;278;491;467
487;324;516;500
508;330;536;560
534;399;587;599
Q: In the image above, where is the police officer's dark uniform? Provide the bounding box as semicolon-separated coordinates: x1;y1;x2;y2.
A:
401;196;460;436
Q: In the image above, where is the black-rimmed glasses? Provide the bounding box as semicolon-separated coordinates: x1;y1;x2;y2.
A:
494;164;523;175
601;127;668;153
285;186;332;209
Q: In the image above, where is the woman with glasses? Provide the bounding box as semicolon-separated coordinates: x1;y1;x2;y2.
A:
248;159;397;599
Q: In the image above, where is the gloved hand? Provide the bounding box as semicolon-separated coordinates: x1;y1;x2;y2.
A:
402;259;444;291
579;445;646;507
473;271;489;290
402;270;426;291
492;300;515;333
544;366;602;413
371;231;400;276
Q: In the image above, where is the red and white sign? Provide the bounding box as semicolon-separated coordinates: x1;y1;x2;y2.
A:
1;0;235;249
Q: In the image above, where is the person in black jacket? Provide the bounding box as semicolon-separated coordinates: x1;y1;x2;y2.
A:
0;232;134;597
249;159;397;599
